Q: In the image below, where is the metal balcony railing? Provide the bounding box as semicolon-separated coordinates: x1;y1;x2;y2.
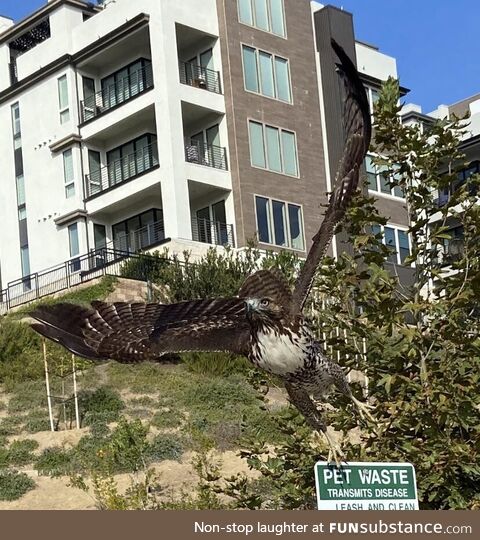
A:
179;61;221;94
80;63;154;123
113;219;165;253
191;217;234;247
184;139;227;171
85;143;159;199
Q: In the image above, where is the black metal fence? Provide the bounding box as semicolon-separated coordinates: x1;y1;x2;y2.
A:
85;143;159;199
179;61;221;94
113;219;165;252
80;63;154;123
0;248;167;315
191;217;234;247
185;139;227;170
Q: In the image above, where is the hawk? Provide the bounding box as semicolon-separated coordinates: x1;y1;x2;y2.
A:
30;39;372;462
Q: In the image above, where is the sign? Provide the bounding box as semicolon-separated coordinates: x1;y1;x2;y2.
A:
314;461;418;510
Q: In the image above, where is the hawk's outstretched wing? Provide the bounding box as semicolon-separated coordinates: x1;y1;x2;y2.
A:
30;298;250;362
291;38;371;314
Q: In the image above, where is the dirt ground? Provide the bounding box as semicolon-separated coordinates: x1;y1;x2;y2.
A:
0;443;254;510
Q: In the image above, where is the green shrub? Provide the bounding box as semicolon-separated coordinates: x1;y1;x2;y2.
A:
0;470;36;501
148;434;183;462
7;380;47;412
35;447;73;477
23;411;51;434
0;321;44;385
151;409;183;430
107;418;150;473
89;419;110;439
74;386;125;427
107;362;166;394
120;255;170;283
183;352;251;377
7;439;39;467
0;447;9;469
0;415;24;437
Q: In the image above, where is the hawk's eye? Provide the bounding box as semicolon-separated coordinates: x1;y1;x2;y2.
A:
260;298;270;307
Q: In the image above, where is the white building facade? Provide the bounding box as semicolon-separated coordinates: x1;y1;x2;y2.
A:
0;0;234;292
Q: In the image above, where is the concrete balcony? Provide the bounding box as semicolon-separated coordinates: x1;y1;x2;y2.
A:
85;142;159;201
179;60;221;94
80;63;154;124
191;216;234;247
184;139;227;171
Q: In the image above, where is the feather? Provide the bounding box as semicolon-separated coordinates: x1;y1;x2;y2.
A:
30;298;250;362
291;38;371;314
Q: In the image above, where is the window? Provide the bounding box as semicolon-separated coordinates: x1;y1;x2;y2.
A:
242;46;291;102
62;149;75;198
238;0;286;37
372;224;411;265
68;223;81;272
58;75;70;124
365;155;404;198
15;174;25;206
364;85;379;118
68;223;79;257
255;196;304;250
112;209;163;252
101;58;152;109
106;133;158;186
248;121;298;176
11;103;21;137
20;246;30;277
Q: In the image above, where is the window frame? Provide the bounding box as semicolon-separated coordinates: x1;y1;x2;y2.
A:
365;154;405;200
62;148;75;198
248;119;299;177
254;194;305;251
237;0;287;38
57;74;70;124
372;223;412;265
241;44;292;104
364;84;379;120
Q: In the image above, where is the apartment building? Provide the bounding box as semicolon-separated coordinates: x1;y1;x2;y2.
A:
0;0;412;306
404;94;480;268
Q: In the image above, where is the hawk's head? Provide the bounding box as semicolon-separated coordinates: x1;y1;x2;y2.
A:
239;269;293;327
244;296;286;323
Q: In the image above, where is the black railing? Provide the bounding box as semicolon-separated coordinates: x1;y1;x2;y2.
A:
191;217;234;247
185;139;227;170
0;247;169;315
113;219;165;253
85;143;159;199
80;64;154;123
179;61;221;94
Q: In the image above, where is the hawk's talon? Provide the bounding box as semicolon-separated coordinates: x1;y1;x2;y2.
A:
351;396;375;423
313;430;344;468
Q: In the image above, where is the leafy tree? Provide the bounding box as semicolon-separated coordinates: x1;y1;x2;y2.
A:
210;78;479;510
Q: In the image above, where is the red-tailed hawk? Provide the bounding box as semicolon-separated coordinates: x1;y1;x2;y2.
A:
31;40;372;463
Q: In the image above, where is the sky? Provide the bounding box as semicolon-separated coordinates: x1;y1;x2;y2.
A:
1;0;479;113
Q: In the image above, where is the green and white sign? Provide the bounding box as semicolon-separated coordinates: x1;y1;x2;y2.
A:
314;461;418;510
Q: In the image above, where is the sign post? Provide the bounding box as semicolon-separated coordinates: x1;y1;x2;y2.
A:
314;461;418;510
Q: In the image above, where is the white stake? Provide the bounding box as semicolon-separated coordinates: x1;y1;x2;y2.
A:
72;354;80;429
43;339;55;432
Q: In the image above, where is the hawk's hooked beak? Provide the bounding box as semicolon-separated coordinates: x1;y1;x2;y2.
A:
245;298;260;316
